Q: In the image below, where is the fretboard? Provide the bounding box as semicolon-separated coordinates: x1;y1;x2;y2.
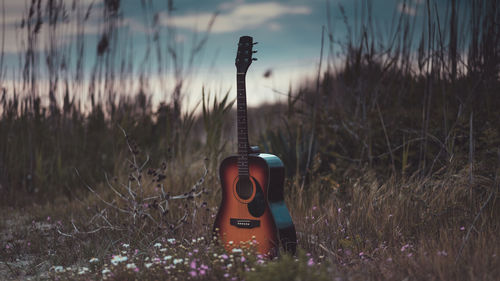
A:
236;73;249;177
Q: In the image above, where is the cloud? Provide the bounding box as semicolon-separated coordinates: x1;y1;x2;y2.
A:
397;3;417;16
218;0;246;11
162;2;311;33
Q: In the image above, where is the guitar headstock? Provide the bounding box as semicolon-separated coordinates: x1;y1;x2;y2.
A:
235;36;257;74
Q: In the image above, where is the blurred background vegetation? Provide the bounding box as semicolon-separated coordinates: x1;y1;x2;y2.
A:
0;0;498;207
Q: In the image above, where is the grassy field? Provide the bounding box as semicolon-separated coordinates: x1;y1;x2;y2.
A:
1;0;499;280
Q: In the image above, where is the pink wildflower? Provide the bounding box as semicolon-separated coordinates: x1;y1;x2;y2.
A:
47;216;51;221
220;254;228;260
460;226;465;231
190;260;196;269
189;271;197;277
241;256;246;262
307;258;314;266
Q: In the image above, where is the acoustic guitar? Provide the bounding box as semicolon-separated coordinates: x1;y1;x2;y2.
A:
213;36;297;257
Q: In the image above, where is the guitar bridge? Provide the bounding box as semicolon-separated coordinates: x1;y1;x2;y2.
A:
230;218;260;229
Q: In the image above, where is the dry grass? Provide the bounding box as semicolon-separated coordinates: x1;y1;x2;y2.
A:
1;159;497;280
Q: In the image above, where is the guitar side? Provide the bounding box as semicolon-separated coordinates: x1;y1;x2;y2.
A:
259;153;297;255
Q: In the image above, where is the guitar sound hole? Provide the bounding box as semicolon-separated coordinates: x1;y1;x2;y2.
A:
236;177;253;200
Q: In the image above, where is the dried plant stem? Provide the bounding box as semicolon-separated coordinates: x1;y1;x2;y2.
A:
104;172;128;201
376;102;396;175
302;25;325;189
455;190;495;263
66;127;208;239
74;168;130;214
469;111;474;185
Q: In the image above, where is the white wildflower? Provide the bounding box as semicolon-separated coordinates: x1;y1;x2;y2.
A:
145;263;153;268
126;263;137;270
167;238;176;244
89;257;99;263
159;248;167;252
78;267;89;275
173;258;183;265
122;243;130;248
52;266;65;273
153;242;162;248
164;255;172;260
102;268;111;275
111;255;128;265
232;248;242;253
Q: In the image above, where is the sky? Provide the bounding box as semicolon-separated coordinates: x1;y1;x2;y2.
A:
0;0;450;111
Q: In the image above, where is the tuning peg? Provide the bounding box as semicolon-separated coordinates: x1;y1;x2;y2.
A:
252;58;258;61
253;42;258;45
253;51;257;53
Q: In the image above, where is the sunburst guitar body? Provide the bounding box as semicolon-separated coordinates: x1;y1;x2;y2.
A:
213;36;297;258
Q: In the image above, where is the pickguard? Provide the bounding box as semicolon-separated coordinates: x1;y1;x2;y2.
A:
247;177;266;217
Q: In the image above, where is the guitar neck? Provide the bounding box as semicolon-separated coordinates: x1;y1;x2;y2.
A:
237;73;250;177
